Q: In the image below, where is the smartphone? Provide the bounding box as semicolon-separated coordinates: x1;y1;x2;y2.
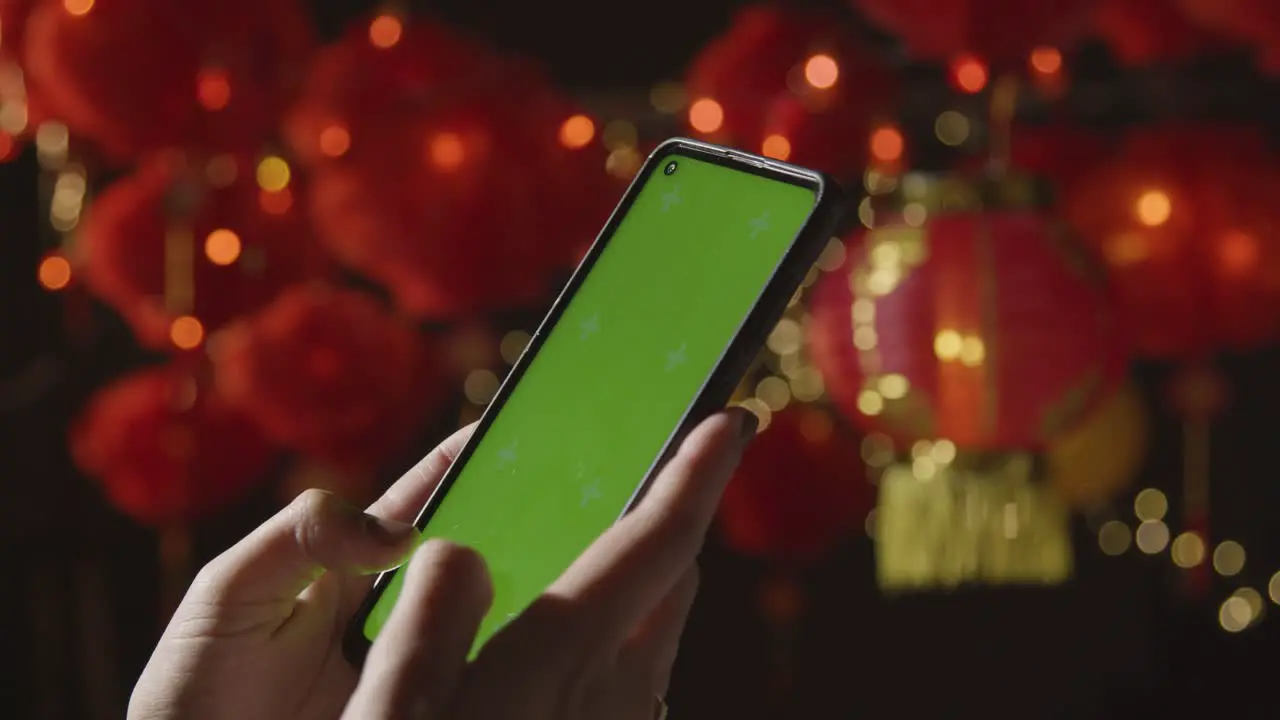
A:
344;137;843;664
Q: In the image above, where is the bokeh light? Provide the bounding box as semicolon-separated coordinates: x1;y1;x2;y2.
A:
1213;540;1246;576
196;70;231;111
428;132;465;171
558;114;595;149
870;126;904;163
37;255;72;291
170;316;205;350
256;156;291;192
761;134;791;161
1099;520;1131;556
63;0;94;17
1135;190;1172;227
952;55;988;94
369;15;403;49
1030;46;1063;75
319;125;351;158
204;229;241;266
803;54;839;89
688;98;724;134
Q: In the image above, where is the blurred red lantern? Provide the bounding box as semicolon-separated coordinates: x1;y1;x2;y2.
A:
285;18;615;318
686;4;894;177
0;0;34;61
961;124;1114;201
718;407;873;565
78;153;323;350
1095;0;1222;66
22;0;313;160
70;365;277;526
852;0;1092;71
1064;125;1280;357
809;181;1126;450
213;284;443;470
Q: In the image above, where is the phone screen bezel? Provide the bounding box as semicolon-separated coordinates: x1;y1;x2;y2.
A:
343;137;844;666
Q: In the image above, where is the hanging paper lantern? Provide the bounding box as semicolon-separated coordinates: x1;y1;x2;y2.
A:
685;4;894;178
77;153;323;350
212;284;444;470
70;365;277;526
1064;124;1280;358
1045;383;1148;510
960;123;1114;201
22;0;313;160
875;452;1072;590
1095;0;1223;66
0;0;34;61
718;406;873;565
851;0;1093;71
284;18;615;318
808;173;1126;451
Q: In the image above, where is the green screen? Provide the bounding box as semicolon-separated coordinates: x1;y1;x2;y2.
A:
362;152;817;651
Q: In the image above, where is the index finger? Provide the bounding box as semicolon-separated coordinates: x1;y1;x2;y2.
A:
546;409;756;642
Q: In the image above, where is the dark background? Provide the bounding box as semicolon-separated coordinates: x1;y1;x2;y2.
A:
3;0;1280;718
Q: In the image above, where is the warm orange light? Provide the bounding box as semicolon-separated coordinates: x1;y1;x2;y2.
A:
319;124;351;158
63;0;93;16
204;229;242;266
369;15;403;49
170;316;205;350
37;255;72;291
1030;46;1063;75
260;188;293;215
1135;190;1172;227
952;55;988;94
428;132;465;171
688;97;724;134
870;126;905;163
804;54;839;89
558;114;595;149
1219;231;1259;275
761;134;791;161
197;70;231;111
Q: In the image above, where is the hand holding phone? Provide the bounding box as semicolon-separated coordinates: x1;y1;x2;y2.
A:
349;138;842;661
128;410;752;720
343;409;756;719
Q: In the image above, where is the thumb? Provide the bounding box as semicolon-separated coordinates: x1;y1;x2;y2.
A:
196;489;417;607
344;540;493;720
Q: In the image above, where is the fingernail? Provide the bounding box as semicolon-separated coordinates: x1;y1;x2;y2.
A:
737;408;759;442
363;513;416;546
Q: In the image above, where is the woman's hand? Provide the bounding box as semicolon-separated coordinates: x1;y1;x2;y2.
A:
344;410;755;719
128;423;480;720
129;409;754;720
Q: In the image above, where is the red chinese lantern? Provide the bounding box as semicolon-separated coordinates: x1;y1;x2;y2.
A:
285;18;613;318
685;3;894;177
22;0;313;160
961;124;1114;201
718;406;873;565
70;365;277;526
77;153;323;350
212;284;444;470
808;176;1126;450
1095;0;1223;66
0;0;35;61
1063;125;1280;358
852;0;1093;70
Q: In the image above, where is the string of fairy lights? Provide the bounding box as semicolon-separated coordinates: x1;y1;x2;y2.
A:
3;7;1278;633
